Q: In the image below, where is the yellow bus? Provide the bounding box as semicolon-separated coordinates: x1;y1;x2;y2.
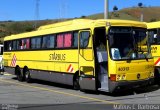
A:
3;19;154;93
147;21;160;84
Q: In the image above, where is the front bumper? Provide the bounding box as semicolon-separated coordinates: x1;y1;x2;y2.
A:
109;77;154;93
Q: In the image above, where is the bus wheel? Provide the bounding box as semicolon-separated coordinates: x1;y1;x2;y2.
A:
16;67;24;82
73;74;80;90
154;69;160;85
24;68;31;83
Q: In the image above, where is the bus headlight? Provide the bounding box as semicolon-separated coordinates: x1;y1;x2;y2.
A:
150;72;154;77
122;75;126;80
117;75;121;80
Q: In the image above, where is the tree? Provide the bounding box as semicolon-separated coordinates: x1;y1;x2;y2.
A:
112;6;119;18
150;18;157;22
138;2;143;8
113;6;118;12
81;15;86;18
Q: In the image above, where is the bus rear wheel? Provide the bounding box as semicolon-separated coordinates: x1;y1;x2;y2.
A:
24;68;31;83
16;67;24;82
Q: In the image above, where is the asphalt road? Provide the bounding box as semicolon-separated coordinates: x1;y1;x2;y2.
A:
0;72;160;110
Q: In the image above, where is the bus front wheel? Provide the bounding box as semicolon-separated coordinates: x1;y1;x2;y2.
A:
154;69;160;85
73;73;80;90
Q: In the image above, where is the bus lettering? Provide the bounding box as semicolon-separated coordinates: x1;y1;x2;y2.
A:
151;47;157;53
118;67;129;71
151;47;157;50
49;53;66;61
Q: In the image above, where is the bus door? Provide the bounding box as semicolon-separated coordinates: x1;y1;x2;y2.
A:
78;30;96;91
94;27;109;92
0;45;4;72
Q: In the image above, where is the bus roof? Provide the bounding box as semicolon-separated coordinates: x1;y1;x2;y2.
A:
4;19;147;41
38;19;146;30
147;21;160;29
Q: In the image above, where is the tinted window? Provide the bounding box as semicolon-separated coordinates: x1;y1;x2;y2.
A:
21;38;30;49
64;33;72;47
57;34;64;48
49;35;55;48
26;39;30;49
12;40;17;50
17;40;23;50
42;36;48;48
31;38;35;49
8;41;12;50
57;33;73;48
80;31;90;48
36;37;41;48
73;32;78;48
42;35;55;49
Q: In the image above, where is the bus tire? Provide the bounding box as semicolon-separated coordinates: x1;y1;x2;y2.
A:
154;69;159;85
154;69;160;85
24;68;32;83
16;67;24;82
73;73;80;90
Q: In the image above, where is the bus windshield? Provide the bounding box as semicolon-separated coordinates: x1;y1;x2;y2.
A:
109;27;152;60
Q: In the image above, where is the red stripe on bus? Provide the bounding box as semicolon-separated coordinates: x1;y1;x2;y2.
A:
70;68;74;72
155;58;160;65
67;64;72;72
10;54;17;67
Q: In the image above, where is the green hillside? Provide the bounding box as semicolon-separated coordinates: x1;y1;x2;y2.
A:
88;7;160;21
0;6;160;43
0;19;61;43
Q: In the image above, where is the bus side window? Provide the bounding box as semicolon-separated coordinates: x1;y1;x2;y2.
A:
31;38;36;49
20;40;23;49
48;35;55;48
22;39;26;49
26;39;30;49
31;37;41;49
42;35;55;49
12;40;17;50
35;37;41;49
42;36;48;48
21;38;30;49
80;31;90;48
4;41;11;51
73;32;78;48
64;33;72;48
9;41;12;50
21;40;24;49
57;34;64;48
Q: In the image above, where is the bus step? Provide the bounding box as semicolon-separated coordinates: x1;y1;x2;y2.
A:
98;87;108;92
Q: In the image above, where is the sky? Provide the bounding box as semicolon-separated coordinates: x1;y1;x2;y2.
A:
0;0;159;21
